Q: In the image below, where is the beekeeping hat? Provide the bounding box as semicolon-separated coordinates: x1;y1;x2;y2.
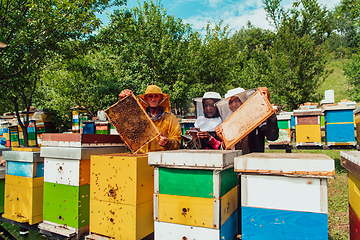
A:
138;85;171;112
216;88;257;115
193;92;230;121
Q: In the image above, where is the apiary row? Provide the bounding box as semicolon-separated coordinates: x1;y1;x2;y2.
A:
0;136;340;240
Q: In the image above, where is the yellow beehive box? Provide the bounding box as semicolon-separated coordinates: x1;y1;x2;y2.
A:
156;186;237;229
295;124;321;144
3;175;43;225
348;171;360;219
90;154;153;205
89;199;153;240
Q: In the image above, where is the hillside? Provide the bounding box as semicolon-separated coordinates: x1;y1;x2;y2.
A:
317;59;352;103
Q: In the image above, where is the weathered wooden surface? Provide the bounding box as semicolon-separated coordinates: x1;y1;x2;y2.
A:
219;90;275;150
296;115;320;125
105;93;160;153
348;171;360;221
148;149;241;169
235;153;335;178
41;133;124;147
341;151;360;179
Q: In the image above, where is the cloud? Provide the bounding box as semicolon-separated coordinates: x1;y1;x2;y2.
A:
183;0;341;33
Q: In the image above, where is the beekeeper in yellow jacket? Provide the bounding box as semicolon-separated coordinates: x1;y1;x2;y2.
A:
119;85;181;153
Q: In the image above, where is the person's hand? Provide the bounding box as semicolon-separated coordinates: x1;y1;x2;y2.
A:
158;132;169;146
197;131;211;140
258;87;270;102
215;125;223;141
119;89;133;99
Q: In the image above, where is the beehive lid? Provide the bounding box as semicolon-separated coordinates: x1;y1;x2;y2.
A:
219;90;276;150
340;151;360;179
277;114;291;121
0;166;5;179
105;93;160;153
0;148;11;156
354;106;360;115
41;133;124;147
293;109;322;116
148;149;242;169
322;105;355;112
234;153;335;178
3;150;43;162
41;146;127;160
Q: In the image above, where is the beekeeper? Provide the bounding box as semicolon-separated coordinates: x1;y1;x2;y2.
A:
215;87;279;153
119;85;181;153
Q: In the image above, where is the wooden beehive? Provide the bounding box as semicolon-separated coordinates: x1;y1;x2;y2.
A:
235;153;334;240
341;151;360;234
149;150;241;240
293;109;322;146
219;90;275;149
0;166;5;213
105;93;160;153
3;175;44;225
323;105;356;146
89;153;154;239
355;107;360;145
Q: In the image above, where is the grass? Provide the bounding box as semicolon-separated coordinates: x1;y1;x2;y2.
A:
317;59;351;103
0;221;51;240
266;148;351;240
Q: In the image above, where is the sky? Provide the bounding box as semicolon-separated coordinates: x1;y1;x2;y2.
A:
97;0;341;33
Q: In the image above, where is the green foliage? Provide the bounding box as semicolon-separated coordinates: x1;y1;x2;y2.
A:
0;0;126;144
343;53;360;101
36;48;124;126
232;0;333;111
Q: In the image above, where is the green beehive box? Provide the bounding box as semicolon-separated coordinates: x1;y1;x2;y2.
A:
43;182;90;229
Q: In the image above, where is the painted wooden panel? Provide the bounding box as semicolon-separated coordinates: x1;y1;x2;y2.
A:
350;205;360;240
91;154;153;205
158;193;214;228
3;175;44;225
356;113;360;144
295;124;321;144
348;171;360;220
296;115;319;125
220;90;276;149
41;146;126;160
0;179;5;213
159;167;213;198
241;206;328;240
341;151;360;179
7;161;44;178
44;158;90;186
324;107;355;124
104;93;160;153
82;122;95;134
3;150;43;162
148;150;241;169
158;167;237;198
155;221;220;240
157;186;237;229
41;133;124;147
277;119;290;129
241;174;328;213
235;153;335;178
155;210;237;240
325;123;355;145
43;182;89;229
89;199;153;240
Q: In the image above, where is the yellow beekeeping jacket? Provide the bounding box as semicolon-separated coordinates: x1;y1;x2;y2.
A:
137;112;181;153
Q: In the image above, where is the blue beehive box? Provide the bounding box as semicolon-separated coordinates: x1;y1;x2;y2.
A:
323;105;356;146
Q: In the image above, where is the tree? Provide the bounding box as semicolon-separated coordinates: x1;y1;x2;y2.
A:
343;54;360;102
36;47;124;128
232;0;333;111
0;0;125;146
